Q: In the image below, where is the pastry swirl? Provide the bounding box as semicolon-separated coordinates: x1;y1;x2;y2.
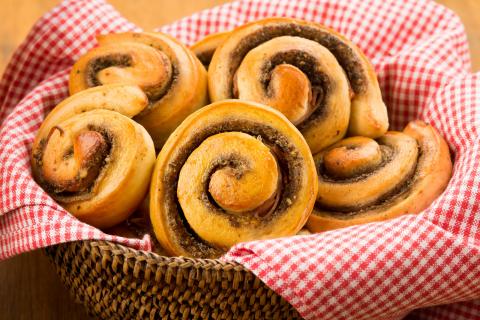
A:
208;18;388;153
307;120;452;232
31;85;156;228
149;100;318;258
69;32;208;148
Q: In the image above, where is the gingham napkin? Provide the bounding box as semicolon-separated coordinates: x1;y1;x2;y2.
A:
0;0;479;319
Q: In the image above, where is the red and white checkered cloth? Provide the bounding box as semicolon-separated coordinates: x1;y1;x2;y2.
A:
0;0;479;319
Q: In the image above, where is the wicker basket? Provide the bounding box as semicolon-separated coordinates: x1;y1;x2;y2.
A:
44;241;302;319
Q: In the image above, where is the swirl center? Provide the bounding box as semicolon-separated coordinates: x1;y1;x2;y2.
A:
208;148;280;215
41;127;109;193
86;43;173;100
267;64;313;124
323;137;382;179
178;132;280;217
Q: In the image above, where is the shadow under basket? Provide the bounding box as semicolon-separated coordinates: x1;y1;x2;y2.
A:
44;240;302;320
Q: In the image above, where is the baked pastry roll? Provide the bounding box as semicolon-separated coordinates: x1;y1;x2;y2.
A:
149;100;318;258
69;32;208;148
307;121;452;232
31;84;156;228
208;18;389;153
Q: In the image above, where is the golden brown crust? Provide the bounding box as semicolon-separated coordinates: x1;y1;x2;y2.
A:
191;31;230;68
31;85;156;229
149;100;318;258
307;121;452;232
69;32;208;148
208;17;388;154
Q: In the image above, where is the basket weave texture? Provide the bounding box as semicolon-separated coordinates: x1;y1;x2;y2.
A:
45;241;302;320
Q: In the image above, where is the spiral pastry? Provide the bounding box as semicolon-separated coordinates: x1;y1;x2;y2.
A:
31;84;156;228
307;120;452;232
149;100;318;258
69;32;208;148
208;18;388;154
191;31;229;68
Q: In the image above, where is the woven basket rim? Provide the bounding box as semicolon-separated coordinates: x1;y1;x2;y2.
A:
46;239;303;319
78;239;249;272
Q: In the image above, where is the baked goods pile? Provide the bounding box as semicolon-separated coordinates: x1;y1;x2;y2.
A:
31;18;452;258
